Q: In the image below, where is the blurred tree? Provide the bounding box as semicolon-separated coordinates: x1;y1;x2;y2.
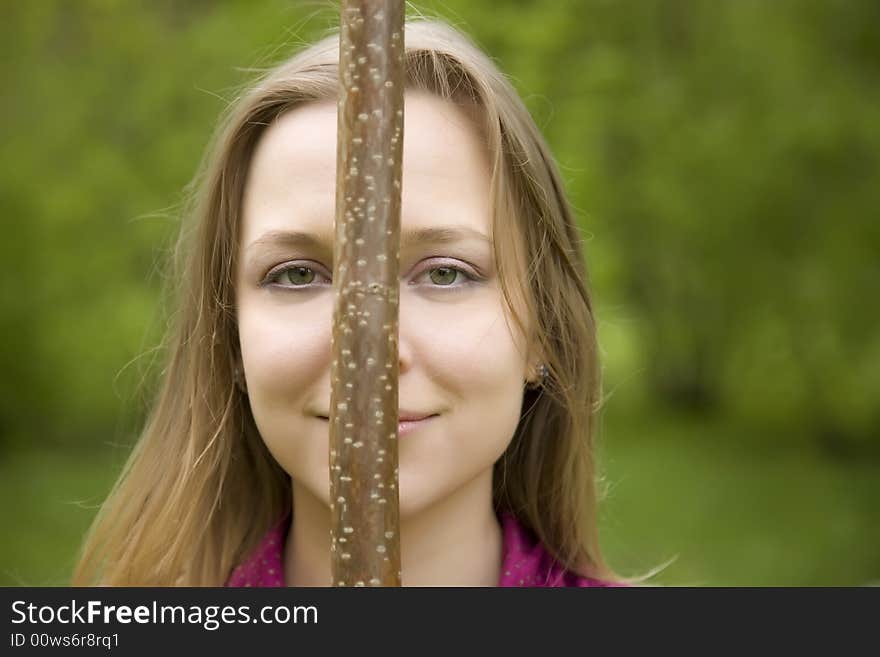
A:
1;0;878;458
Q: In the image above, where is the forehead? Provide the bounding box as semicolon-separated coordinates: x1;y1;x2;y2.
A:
240;91;492;248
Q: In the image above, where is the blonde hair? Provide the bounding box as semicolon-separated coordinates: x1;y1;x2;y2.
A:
73;18;617;585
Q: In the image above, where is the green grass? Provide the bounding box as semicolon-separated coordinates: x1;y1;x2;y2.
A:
598;414;880;586
0;444;125;586
1;415;877;586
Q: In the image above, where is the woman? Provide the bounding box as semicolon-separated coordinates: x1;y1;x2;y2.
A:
74;18;619;587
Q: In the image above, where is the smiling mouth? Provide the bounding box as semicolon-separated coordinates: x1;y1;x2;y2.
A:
317;414;438;434
317;414;438;422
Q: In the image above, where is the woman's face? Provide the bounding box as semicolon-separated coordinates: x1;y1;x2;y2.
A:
236;91;531;518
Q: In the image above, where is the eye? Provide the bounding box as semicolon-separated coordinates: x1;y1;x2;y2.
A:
262;262;330;289
428;267;460;286
283;266;316;286
412;261;480;289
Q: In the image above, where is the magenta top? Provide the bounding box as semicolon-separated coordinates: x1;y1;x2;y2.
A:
226;511;615;587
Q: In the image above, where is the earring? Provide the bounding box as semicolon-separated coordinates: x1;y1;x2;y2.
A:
526;364;548;389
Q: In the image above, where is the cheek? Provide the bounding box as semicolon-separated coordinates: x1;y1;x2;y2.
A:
237;296;334;495
410;294;527;391
397;293;527;514
237;296;333;438
450;307;526;481
407;292;528;462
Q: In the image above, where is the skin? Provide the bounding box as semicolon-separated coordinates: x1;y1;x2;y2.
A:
236;91;537;586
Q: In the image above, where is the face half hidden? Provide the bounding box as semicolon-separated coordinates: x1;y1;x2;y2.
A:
235;90;532;518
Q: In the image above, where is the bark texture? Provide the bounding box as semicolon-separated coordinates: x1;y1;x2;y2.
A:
329;0;405;587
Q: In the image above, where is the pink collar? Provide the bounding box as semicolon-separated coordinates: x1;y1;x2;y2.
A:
226;512;613;587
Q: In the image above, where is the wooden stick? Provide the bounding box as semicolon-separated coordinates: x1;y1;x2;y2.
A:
329;0;405;587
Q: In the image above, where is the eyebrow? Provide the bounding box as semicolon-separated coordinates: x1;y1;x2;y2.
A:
247;226;493;253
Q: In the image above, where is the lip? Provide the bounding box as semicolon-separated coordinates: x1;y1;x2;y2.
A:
397;414;437;437
317;412;438;437
398;410;434;422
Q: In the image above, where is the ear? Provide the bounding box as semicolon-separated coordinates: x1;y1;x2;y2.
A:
521;322;547;382
523;340;547;384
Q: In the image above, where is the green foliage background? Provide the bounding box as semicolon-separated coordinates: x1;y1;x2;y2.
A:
1;0;877;585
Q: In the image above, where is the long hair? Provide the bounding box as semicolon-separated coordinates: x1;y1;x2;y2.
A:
73;18;616;585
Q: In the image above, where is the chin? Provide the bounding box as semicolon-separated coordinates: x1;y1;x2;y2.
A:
396;473;461;521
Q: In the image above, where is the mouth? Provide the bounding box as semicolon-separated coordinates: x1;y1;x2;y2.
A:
317;413;438;437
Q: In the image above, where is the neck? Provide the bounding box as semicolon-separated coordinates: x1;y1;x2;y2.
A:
286;471;503;586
